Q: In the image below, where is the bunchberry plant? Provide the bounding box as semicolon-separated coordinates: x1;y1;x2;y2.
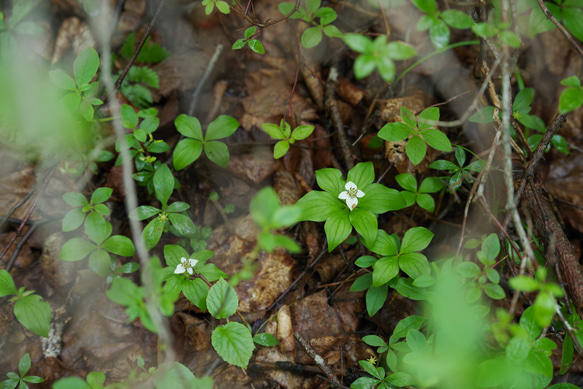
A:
0;353;44;389
278;0;342;48
296;162;405;251
0;0;43;58
173;114;239;169
395;173;443;213
342;34;417;82
232;27;265;54
411;0;474;49
129;164;196;250
429;146;484;192
261;120;314;159
545;0;583;42
0;270;50;337
352;227;434;316
559;75;583;114
117;32;171;108
378;106;452;165
49;47;103;121
62;187;113;232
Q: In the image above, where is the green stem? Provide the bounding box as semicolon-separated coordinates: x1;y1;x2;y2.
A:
394;40;480;84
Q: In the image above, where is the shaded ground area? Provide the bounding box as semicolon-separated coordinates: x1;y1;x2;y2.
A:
1;0;583;387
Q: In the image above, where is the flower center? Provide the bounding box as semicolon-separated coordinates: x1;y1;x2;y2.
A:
347;187;358;198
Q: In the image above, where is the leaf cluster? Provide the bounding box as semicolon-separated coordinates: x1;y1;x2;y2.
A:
279;0;342;48
411;0;474;49
395;173;443;213
0;353;44;389
429;147;484;192
232;27;265;54
261;120;314;159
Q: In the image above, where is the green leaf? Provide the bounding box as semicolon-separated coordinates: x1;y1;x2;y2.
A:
14;295;50;337
74;47;100;86
457;261;481;278
378;122;412;142
253;332;280;346
559;86;583;114
168;213;197;237
182;278;209;312
483;283;505;300
560;75;581;88
296;190;342;222
506;336;531;363
440;9;473;28
153;164;174;207
323;24;342;38
102;235;135;256
533;291;556;327
204;140;230;167
343;33;372;53
0;270;17;297
369;230;399;256
418;107;440;129
481;233;500;262
175;114;203;139
353;54;377;79
130;205;160;220
406;135;427;165
59;238;97;261
250;186;280;228
49;70;76;90
324;208;352;251
106;277;141;306
469;106;495;123
128;66;159;88
386;41;417;60
401;191;417;208
316;168;344;194
212;322;254;368
419;177;443;193
216;0;230;14
62;208;86;232
89;249;111;277
347;162;375;190
120;105;139;129
514;88;534;112
173;138;203;170
366;284;388;316
302;27;322;48
406;329;427;352
143;217;165;251
429;18;450;48
399;252;431;279
411;0;437;14
401;226;434;253
91;187;113;204
390;315;426;343
63;191;88;207
292;125;314;140
359;184;406;214
377;56;396;82
207;278;238;319
395;173;417;192
206;115;239;141
350;273;372;291
85;213;111;245
500;30;521;48
86;372;105;388
278;2;299;17
53;377;91;389
262;123;286;139
232;39;246;50
350;208;378;247
372;256;399;287
273;140;290;159
422;129;452;152
248;39;265;54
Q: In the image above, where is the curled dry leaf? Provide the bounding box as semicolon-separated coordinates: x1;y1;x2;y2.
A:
51;17;96;65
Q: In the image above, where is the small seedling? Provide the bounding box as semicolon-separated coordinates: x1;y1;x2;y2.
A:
0;353;44;389
261;120;314;159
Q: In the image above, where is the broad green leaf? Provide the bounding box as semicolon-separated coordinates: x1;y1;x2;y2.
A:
250;186;280;227
486;268;500;283
0;270;17;297
106;277;141;306
130;205;160;220
91;187;113;204
306;0;321;13
506;336;531;363
514;88;534;112
86;372;105;388
175;114;203;139
316;168;344;194
163;244;190;268
296;190;343;222
168;212;197;237
457;261;481;278
182;277;208;312
278;2;300;17
390;315;426;342
302;27;322;48
406;135;427;165
563;8;583;42
18;353;32;376
422;129;452;151
324;208;352;251
469;106;495;123
419;177;443;193
386;41;417;60
74;47;100;86
429;159;459;171
354;54;377;79
49;70;76;90
416;193;435;212
212;322;254;368
173;138;203;170
366;284;388;316
350;208;377;247
63;191;89;207
401;226;434;253
53;377;91;389
533;291;555;327
359;184;406;214
350;273;372;291
262;123;286;139
206;115;239;141
253;333;280;346
323;24;342;37
560;75;581;88
273;140;290;159
153;164;174;207
292;125;314;140
102;235;135;256
418;107;440;129
84;212;111;244
377;56;396;82
143;217;165;251
355;255;376;268
399;252;430;279
429;18;450;48
387;372;413;386
481;233;500;262
216;1;230;14
204;140;230;167
559;86;583;114
232;39;246;50
88;249;111;277
244;27;256;39
343;33;372;53
370;230;399;256
483;283;505;300
372;255;399;287
166;201;190;213
248;39;265;54
347;162;375;190
440;9;473;28
62;208;86;232
411;0;437;14
395;173;417;192
362;335;386;347
351;377;380;389
510;275;539;292
406;329;427;352
14;295;50;337
500;30;521;48
271;205;302;228
59;238;97;261
207;278;238;319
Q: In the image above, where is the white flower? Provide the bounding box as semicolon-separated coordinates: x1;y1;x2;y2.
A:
338;181;365;211
174;257;198;275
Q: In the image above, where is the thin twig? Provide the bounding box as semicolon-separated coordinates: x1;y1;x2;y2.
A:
294;332;343;387
188;44;224;116
326;67;354;170
536;0;583;59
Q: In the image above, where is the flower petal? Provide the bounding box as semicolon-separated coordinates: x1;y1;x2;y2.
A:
345;181;357;191
338;191;350;200
356;190;365;198
346;196;358;210
174;264;186;274
187;267;194;275
180;257;188;264
188;259;198;267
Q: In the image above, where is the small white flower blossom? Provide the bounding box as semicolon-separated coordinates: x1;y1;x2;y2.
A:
174;257;199;275
338;181;365;211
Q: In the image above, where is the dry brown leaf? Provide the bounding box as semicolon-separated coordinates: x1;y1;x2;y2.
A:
51;17;95;65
